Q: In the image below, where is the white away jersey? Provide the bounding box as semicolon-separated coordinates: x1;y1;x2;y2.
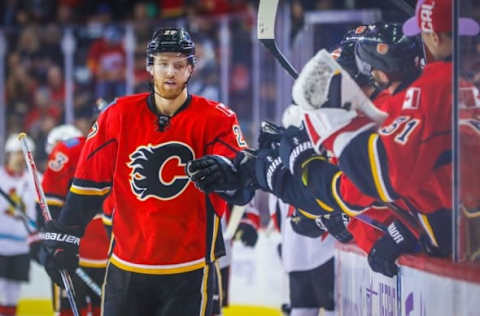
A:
268;194;334;272
0;167;38;255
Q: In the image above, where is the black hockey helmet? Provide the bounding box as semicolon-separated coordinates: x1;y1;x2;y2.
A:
331;25;374;87
354;23;421;77
146;27;195;71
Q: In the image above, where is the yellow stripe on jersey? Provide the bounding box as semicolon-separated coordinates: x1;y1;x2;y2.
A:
215;261;223;307
210;215;220;262
298;156;335;212
46;197;64;207
100;261;110;316
418;214;439;247
368;134;393;202
70;184;111;196
110;254;205;275
79;258;108;268
331;171;368;217
315;198;334;212
297;209;317;220
102;214;113;226
200;265;210;316
301;156;327;186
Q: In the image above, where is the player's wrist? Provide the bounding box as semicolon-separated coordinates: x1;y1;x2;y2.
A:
255;148;286;193
279;126;316;176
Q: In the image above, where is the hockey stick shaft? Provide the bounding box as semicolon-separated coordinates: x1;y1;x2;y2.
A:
75;268;102;297
258;0;299;79
384;202;423;238
17;133;81;316
387;0;414;16
224;205;247;240
354;213;387;233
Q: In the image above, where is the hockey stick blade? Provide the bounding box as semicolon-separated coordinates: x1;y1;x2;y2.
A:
258;0;299;79
260;39;299;79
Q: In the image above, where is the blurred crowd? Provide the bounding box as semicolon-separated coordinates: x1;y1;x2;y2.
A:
1;1;258;169
1;0;480;169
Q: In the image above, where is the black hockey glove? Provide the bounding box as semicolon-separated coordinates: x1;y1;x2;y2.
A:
418;209;452;258
232;150;259;190
367;220;418;277
38;220;82;287
235;222;259;247
258;120;285;150
316;212;353;243
290;209;325;238
255;147;288;194
279;126;316;176
186;154;244;193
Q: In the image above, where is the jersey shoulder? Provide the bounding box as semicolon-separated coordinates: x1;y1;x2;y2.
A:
373;90;393;113
415;61;452;87
103;93;150;116
189;94;237;121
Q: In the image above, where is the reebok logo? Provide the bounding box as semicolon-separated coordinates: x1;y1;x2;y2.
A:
388;223;405;244
41;232;80;246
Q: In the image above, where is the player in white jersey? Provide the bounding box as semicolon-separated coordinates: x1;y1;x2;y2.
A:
0;134;37;316
268;194;335;316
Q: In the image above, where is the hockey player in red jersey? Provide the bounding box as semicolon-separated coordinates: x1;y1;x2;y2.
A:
187;25;385;256
38;27;248;316
40;124;109;316
279;0;479;276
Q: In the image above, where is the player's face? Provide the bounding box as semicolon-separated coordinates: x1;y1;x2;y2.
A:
151;52;193;100
6;151;25;173
421;32;437;56
421;31;451;61
371;70;390;88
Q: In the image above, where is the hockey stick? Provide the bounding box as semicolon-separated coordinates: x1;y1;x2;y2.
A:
1;186;101;297
353;213;387;233
258;0;299;79
75;267;102;297
224;205;247;240
384;201;423;238
17;133;81;316
0;187;37;232
387;0;414;16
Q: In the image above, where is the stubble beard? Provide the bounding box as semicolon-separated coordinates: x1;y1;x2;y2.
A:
155;82;187;100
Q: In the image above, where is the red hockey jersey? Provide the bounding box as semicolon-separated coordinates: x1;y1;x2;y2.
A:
330;61;452;211
68;93;247;273
301;62;454;251
42;137;109;267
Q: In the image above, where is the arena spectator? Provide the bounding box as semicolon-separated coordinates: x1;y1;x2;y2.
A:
86;24;126;102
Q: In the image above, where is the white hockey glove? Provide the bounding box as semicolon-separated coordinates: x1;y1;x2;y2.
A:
292;49;386;122
281;104;304;128
292;50;386;157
